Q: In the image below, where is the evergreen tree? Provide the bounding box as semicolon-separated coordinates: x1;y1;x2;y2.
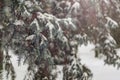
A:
0;0;120;80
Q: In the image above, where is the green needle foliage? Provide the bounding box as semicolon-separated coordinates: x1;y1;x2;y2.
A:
0;0;120;80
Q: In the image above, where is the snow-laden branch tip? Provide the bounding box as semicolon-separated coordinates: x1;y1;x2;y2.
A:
22;6;31;17
25;34;35;40
63;18;77;30
0;24;4;29
105;16;118;28
24;1;33;8
45;21;55;39
14;20;24;26
105;33;117;46
30;19;40;31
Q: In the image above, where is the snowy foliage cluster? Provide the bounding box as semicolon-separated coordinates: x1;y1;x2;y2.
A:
0;0;120;80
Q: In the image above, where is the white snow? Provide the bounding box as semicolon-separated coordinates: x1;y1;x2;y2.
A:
24;1;33;8
25;34;35;40
2;50;28;80
23;6;31;17
104;0;110;5
2;44;120;80
45;21;55;39
14;20;24;26
105;17;118;28
67;1;80;17
0;25;3;29
55;66;63;80
78;43;120;80
63;18;77;30
103;33;116;46
30;19;40;31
